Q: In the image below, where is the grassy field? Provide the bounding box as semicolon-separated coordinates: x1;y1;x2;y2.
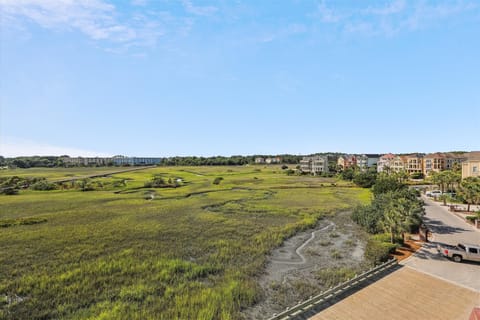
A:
0;167;143;181
0;165;371;320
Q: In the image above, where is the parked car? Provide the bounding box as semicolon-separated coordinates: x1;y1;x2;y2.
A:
426;190;442;197
437;243;480;262
443;192;456;197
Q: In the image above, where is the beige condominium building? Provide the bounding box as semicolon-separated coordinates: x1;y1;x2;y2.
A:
461;151;480;179
444;152;468;170
423;152;446;176
400;154;424;175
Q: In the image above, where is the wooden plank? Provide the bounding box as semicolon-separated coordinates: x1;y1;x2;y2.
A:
309;267;480;320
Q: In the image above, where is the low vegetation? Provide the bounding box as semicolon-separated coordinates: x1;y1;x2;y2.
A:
0;165;370;319
0;217;47;228
315;268;357;288
351;173;424;265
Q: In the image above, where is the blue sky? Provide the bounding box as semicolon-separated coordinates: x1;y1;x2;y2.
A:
1;0;479;157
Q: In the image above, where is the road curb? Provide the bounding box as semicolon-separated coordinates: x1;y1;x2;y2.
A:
422;196;480;234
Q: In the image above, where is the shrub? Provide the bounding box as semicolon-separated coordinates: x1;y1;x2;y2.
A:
0;217;47;228
351;205;383;234
31;181;57;191
371;233;402;244
212;177;224;185
315;268;356;287
330;249;342;259
466;215;479;223
410;172;424;179
1;187;18;195
353;171;377;188
319;240;332;246
365;238;398;266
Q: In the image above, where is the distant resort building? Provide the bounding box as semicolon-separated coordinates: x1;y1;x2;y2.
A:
337;155;356;170
266;157;281;164
400;153;424;175
444;152;468;170
377;153;404;173
62;155;161;166
61;157;111;166
337;154;379;171
254;157;281;164
255;157;266;164
461;152;480;179
423;152;446;175
300;155;329;175
356;154;381;171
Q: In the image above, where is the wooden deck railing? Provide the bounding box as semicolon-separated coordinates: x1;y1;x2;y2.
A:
267;258;398;320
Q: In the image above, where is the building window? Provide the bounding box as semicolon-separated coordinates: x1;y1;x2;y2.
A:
473;166;478;173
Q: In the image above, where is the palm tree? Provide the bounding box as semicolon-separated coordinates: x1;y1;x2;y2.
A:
380;193;404;243
380;192;425;243
459;177;480;212
398;197;424;242
431;171;459;205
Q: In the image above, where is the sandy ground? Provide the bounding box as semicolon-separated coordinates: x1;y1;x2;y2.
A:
242;211;368;320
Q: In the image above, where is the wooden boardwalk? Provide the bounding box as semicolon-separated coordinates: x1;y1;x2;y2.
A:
310;267;480;320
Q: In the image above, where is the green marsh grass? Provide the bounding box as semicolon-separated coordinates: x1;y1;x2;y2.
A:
0;166;371;319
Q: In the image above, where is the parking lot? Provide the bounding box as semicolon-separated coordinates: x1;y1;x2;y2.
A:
401;196;480;291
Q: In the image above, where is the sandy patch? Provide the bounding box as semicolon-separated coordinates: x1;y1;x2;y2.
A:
242;211;368;319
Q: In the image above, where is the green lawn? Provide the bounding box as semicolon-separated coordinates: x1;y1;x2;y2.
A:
0;166;371;320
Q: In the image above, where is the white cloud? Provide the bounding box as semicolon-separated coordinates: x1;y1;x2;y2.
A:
317;0;342;23
0;0;164;49
0;137;111;157
404;1;478;31
181;0;217;16
365;0;406;16
131;0;147;6
314;0;478;37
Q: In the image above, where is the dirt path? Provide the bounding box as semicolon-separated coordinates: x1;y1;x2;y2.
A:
271;223;335;265
242;211;368;319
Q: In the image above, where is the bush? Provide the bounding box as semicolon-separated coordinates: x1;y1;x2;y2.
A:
466;215;479;223
315;268;356;287
410;172;424;179
365;238;398;266
371;233;402;244
372;176;406;196
330;249;342;259
212;177;224;185
1;217;47;228
351;205;383;234
31;181;57;191
353;171;377;188
149;178;164;188
0;187;18;195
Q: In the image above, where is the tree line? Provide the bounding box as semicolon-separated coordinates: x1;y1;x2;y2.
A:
0;155;307;168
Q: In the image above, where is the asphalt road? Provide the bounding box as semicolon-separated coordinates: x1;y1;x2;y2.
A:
401;196;480;291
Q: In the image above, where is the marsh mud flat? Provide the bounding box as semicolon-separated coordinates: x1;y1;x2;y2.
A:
242;211;368;320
